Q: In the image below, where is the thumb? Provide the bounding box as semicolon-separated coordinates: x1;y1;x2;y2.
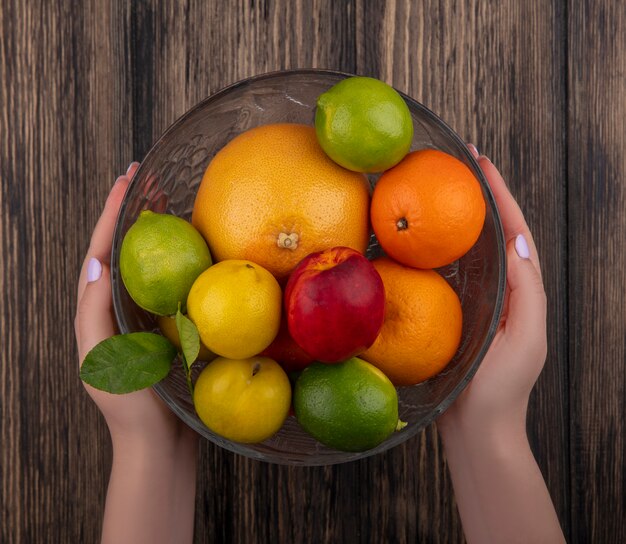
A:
504;234;547;352
75;258;117;364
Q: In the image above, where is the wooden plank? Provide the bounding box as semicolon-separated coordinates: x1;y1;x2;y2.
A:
132;0;357;157
0;1;133;541
568;1;626;542
356;0;570;540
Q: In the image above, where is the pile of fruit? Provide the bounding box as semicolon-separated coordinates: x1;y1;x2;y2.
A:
81;76;486;453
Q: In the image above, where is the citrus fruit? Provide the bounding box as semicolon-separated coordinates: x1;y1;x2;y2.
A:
371;149;486;269
315;76;413;173
157;315;216;362
193;356;291;443
361;258;462;385
293;357;402;452
186;259;281;359
191;123;370;282
120;210;212;316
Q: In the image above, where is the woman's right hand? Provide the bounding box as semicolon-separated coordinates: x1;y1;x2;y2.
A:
438;147;547;436
436;147;564;544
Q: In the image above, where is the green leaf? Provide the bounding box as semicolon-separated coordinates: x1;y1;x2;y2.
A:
176;309;200;369
80;332;177;394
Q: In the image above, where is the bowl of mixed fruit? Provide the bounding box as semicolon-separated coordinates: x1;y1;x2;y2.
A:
80;69;506;465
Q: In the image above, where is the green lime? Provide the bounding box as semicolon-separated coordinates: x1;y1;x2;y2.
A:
293;357;403;452
315;76;413;173
120;210;212;316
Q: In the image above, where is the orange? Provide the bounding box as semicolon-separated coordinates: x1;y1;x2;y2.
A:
191;124;371;282
370;149;486;269
361;258;462;385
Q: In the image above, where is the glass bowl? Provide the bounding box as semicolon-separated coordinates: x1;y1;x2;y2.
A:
111;69;506;466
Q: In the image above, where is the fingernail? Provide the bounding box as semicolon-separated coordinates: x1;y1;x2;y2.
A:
126;162;137;175
515;234;530;259
467;143;479;157
87;257;102;282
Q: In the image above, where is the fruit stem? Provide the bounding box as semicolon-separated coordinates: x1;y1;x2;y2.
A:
277;232;299;250
396;218;408;231
182;357;194;397
396;419;408;431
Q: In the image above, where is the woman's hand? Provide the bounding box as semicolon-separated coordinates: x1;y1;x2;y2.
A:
75;164;197;544
437;147;564;544
75;163;194;449
438;147;547;435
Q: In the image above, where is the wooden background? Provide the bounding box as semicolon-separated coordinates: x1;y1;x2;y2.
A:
1;1;624;542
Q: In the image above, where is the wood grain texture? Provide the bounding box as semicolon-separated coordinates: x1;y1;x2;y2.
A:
1;0;625;542
357;1;570;540
568;1;626;542
0;1;134;542
131;0;356;158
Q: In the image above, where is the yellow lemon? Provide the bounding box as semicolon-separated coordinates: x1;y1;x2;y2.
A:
186;260;282;359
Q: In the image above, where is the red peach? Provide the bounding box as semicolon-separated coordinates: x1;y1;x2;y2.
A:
284;246;385;363
261;315;315;372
